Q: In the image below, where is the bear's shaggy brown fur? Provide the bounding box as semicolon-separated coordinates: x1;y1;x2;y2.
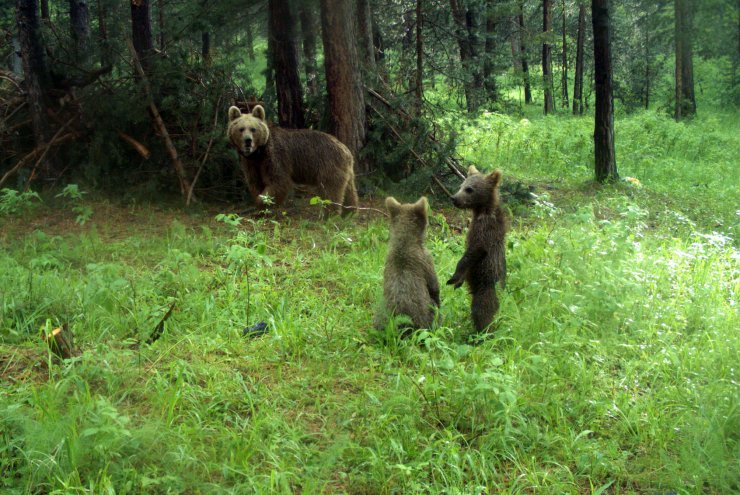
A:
447;166;508;332
227;105;358;215
374;197;440;330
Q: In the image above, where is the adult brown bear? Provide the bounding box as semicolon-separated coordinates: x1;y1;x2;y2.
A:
227;105;358;216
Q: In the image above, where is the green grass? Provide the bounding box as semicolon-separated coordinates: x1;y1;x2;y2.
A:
1;109;738;494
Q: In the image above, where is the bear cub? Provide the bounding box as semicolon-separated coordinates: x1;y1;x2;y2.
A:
447;166;507;332
227;105;358;216
374;197;440;330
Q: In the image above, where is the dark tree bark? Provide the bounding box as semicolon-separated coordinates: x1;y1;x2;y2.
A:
131;0;154;71
157;0;165;51
16;0;55;176
269;0;305;129
299;6;319;96
451;0;484;112
414;0;423;105
572;2;586;114
97;0;111;66
561;0;569;107
320;0;366;169
592;0;617;182
483;0;498;102
40;0;49;20
202;32;210;65
518;3;532;104
262;30;276;110
246;22;256;61
357;0;377;73
674;0;696;120
644;25;650;109
543;0;555;114
69;0;91;63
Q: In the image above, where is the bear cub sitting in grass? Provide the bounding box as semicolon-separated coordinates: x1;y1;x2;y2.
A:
447;166;508;332
227;105;358;216
374;197;440;331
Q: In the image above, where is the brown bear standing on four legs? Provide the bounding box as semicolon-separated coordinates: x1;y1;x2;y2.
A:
374;197;440;330
227;105;358;216
447;166;507;332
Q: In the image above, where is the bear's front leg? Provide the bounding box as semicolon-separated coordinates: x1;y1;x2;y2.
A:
447;247;487;289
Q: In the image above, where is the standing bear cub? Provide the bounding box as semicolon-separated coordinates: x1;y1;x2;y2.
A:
227;105;358;216
374;197;440;330
447;166;508;332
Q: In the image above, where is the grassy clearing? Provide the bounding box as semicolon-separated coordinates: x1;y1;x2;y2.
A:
1;110;738;494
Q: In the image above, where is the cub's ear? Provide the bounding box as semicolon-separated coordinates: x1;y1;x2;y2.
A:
413;196;429;218
251;105;266;121
486;169;502;188
467;165;480;176
385;197;401;217
228;106;242;122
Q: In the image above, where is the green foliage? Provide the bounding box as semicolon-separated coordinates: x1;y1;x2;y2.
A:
56;184;93;225
0;189;40;216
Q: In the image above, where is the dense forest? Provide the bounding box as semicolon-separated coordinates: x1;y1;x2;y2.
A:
1;1;739;494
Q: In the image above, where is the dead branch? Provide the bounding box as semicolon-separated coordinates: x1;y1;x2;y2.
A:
186;95;222;206
118;131;151;159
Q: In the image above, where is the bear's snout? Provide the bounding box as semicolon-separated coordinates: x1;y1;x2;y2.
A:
451;196;460;207
244;137;252;147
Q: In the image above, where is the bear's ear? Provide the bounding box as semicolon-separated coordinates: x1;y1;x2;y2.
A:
467;165;480;176
251;105;266;121
413;197;429;217
228;106;242;122
486;169;502;188
385;197;401;217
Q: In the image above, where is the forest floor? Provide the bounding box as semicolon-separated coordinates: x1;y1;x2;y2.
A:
1;109;738;494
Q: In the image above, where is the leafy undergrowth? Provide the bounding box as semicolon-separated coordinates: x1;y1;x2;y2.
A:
1;110;738;494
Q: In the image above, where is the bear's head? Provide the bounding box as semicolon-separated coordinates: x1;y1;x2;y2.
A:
227;105;270;156
385;196;429;244
451;166;502;210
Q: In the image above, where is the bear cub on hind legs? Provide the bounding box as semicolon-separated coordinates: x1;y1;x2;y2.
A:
447;167;508;332
374;197;440;331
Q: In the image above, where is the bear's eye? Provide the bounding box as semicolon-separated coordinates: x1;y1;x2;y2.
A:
249;127;257;133
464;187;474;194
239;127;246;132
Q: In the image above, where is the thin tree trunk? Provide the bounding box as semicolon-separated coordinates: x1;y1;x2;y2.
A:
69;0;91;64
644;26;650;109
320;0;366;168
202;32;210;65
483;0;497;102
451;0;483;112
572;2;585;114
674;0;696;120
16;0;55;177
543;0;555;114
561;0;569;107
97;0;110;66
510;17;522;72
40;0;49;20
299;7;318;97
246;22;256;61
592;0;617;182
518;5;532;104
357;0;377;73
157;0;165;51
131;0;153;72
414;0;423;106
262;24;276;110
372;12;387;81
269;0;305;129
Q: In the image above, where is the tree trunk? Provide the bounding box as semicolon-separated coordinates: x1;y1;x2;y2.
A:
69;0;91;64
269;0;305;129
16;0;55;177
131;0;153;72
543;0;555;114
246;22;256;61
40;0;49;20
299;6;318;97
357;0;377;73
157;0;165;51
674;0;696;120
451;0;483;112
320;0;366;169
414;0;423;106
518;4;532;104
97;0;110;66
483;0;497;102
372;11;387;81
202;32;210;65
644;26;650;109
561;0;569;107
592;0;617;183
262;25;276;110
572;2;585;114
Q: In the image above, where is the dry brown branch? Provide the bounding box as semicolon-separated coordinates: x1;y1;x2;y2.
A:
118;131;151;159
186;95;222;206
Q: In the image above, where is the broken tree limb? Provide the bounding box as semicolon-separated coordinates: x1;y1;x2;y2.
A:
43;324;75;360
128;40;192;200
118;132;151;159
146;301;176;345
186;95;222;206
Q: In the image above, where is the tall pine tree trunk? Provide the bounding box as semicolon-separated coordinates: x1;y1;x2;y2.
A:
69;0;91;63
40;0;49;20
483;0;498;102
157;0;165;51
414;0;423;106
561;0;569;107
357;0;377;73
299;6;318;97
518;5;532;104
320;0;366;169
543;0;555;114
592;0;617;182
131;0;153;72
246;22;256;61
202;32;210;65
674;0;696;120
97;0;111;66
572;3;586;114
16;0;55;176
269;0;305;129
451;0;483;112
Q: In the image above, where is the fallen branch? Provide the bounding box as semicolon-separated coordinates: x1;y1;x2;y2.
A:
128;40;192;200
42;324;75;361
118;132;151;159
146;301;176;345
186;95;222;206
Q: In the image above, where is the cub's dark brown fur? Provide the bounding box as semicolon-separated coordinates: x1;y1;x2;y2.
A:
447;166;507;332
227;105;358;215
374;197;440;330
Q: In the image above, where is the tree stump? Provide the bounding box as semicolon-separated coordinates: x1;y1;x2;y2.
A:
43;324;75;360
